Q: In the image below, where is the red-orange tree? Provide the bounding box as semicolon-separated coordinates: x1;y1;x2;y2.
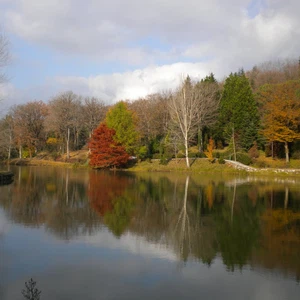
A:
89;123;129;168
259;80;300;163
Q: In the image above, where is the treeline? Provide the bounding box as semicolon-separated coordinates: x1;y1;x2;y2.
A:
0;58;300;167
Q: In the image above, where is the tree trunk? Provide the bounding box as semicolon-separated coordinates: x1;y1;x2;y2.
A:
198;127;203;152
271;141;274;159
284;141;289;164
284;186;289;209
19;145;22;159
231;180;236;224
66;128;70;160
7;134;11;161
185;137;190;168
232;127;237;162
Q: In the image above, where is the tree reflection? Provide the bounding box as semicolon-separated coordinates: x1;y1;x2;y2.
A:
88;171;136;237
0;167;101;239
1;168;300;281
252;186;300;281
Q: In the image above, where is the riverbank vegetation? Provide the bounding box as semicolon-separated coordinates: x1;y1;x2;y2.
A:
1;59;300;170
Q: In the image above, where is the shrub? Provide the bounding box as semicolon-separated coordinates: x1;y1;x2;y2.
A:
256;160;268;168
291;150;300;159
138;146;148;160
218;157;225;164
236;153;252;165
152;153;160;159
176;153;185;159
248;141;259;159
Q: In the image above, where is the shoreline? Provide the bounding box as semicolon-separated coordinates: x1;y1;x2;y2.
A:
2;157;300;177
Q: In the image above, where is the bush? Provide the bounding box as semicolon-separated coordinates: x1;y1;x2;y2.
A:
152;153;160;159
160;157;170;165
248;141;259;159
51;152;61;161
218;158;225;164
138;146;148;160
176;152;185;159
291;150;300;159
255;160;269;168
236;153;252;165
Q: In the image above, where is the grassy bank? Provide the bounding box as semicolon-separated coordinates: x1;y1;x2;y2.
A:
127;158;245;174
3;150;300;177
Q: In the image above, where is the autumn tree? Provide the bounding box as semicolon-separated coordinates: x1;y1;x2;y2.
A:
259;80;300;163
247;59;300;92
105;101;139;155
169;76;220;168
89;123;129;168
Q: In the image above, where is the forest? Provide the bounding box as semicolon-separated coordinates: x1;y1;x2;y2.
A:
0;58;300;169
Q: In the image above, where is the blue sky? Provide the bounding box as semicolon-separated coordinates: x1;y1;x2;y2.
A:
0;0;299;107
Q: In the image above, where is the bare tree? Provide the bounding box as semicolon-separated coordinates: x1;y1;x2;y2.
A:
46;91;82;159
168;76;220;168
129;93;170;156
11;101;48;157
82;97;106;138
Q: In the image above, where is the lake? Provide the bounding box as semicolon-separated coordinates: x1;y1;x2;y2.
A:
0;166;300;300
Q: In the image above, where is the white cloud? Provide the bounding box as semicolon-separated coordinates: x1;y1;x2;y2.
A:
55;62;212;103
78;228;177;261
1;0;300;105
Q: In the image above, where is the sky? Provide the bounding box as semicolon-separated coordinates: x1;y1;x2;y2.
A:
0;0;300;109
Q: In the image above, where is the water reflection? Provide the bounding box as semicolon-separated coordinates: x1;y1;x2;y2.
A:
0;167;101;239
0;167;300;284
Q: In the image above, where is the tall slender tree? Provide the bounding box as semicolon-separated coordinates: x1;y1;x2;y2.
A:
169;76;220;168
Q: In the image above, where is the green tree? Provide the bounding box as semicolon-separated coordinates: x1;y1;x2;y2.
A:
105;101;139;155
219;72;259;152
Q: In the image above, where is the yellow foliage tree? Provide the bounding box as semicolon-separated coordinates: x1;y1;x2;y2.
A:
259;80;300;163
204;138;215;163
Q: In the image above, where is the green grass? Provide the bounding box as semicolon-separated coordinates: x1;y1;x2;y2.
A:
127;158;243;174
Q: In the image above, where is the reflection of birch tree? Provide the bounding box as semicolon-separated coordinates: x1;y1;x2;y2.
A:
170;176;217;262
174;176;191;256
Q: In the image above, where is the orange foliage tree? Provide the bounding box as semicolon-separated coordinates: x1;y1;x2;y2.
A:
259;80;300;163
204;138;215;162
89;123;129;168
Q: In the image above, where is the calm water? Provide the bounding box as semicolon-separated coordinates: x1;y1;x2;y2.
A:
0;166;300;300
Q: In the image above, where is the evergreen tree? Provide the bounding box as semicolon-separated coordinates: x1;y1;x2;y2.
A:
218;72;259;151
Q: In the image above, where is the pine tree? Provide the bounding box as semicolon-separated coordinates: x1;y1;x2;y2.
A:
219;72;259;151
